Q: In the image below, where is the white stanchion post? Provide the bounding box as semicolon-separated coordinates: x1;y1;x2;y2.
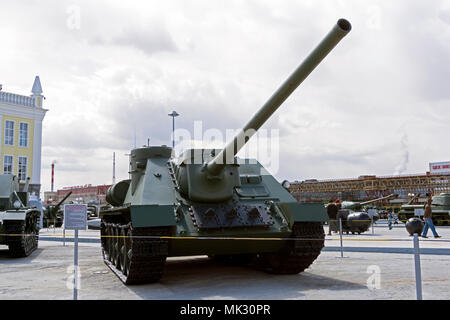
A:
39;212;43;229
74;229;79;300
372;215;375;234
413;233;423;300
339;218;344;258
64;204;87;301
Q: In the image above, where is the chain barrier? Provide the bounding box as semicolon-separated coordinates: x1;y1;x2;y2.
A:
1;233;449;243
1;216;449;242
2;225;448;301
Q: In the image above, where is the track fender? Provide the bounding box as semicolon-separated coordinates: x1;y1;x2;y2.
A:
277;202;328;226
130;205;176;227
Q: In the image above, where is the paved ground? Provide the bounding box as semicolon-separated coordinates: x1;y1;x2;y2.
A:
0;222;449;300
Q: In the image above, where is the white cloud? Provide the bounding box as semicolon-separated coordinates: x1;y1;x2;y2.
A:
1;0;449;193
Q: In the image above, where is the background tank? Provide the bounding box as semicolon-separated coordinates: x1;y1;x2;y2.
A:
334;209;372;235
340;194;397;212
332;194;397;234
42;191;72;228
86;204;102;230
100;19;352;284
398;193;450;226
0;175;41;257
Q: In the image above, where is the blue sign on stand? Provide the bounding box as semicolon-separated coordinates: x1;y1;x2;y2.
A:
63;204;87;300
64;204;87;230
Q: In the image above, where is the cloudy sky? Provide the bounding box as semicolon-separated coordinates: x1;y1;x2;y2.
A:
1;0;450;192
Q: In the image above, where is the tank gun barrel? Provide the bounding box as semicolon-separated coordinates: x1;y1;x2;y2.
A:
359;193;398;207
406;193;421;205
206;19;351;176
342;194;397;210
53;191;72;211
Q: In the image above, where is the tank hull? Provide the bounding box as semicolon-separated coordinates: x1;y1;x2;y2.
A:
100;166;329;284
100;218;325;284
101;200;327;257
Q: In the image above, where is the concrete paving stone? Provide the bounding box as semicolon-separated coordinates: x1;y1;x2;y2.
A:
0;224;449;300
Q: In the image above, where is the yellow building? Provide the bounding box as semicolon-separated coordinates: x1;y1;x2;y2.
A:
0;76;47;195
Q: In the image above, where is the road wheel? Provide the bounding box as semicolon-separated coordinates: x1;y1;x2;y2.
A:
258;222;325;275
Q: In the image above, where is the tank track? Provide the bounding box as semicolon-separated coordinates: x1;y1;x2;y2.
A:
101;222;171;285
5;219;39;258
257;222;325;274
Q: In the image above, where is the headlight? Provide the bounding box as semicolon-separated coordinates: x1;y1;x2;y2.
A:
13;200;22;209
281;180;291;189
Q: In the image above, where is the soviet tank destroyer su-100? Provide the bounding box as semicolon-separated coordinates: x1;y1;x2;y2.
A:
100;19;352;284
0;175;41;257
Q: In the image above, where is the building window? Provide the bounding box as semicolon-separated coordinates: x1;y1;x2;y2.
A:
19;122;28;147
3;155;13;174
18;157;27;181
4;120;14;145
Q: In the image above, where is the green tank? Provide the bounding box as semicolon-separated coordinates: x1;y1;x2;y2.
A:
0;175;40;257
101;19;352;284
331;194;397;234
340;194;397;211
340;194;398;217
398;193;450;226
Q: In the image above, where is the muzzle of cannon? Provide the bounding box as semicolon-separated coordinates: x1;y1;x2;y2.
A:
205;19;352;177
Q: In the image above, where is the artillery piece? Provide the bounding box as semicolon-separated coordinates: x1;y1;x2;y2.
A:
43;191;72;228
340;194;398;212
0;175;40;257
336;194;397;234
101;19;352;284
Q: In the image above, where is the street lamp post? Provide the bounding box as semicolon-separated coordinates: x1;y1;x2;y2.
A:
168;110;179;149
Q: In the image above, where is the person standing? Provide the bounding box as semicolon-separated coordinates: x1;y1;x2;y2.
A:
421;194;441;238
387;211;393;230
326;200;338;236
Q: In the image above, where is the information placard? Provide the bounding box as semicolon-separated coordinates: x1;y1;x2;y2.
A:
367;209;377;217
64;204;87;230
414;208;424;217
